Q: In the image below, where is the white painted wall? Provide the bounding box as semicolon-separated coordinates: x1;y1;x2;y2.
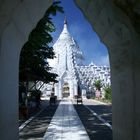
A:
0;0;140;140
0;1;52;140
75;0;140;140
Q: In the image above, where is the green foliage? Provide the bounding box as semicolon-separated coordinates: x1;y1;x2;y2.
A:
104;84;112;101
93;80;103;90
19;1;63;83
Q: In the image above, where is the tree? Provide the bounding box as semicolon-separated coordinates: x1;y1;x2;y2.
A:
19;1;63;84
93;79;103;99
93;79;103;91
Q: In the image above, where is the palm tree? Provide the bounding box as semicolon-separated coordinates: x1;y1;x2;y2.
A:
93;80;103;90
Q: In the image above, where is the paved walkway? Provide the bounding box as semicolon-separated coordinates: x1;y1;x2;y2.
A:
43;99;90;140
73;100;112;140
19;100;59;140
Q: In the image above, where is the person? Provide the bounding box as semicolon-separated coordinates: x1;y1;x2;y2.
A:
96;89;101;100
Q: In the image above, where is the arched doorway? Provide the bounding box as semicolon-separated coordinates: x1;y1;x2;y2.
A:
75;1;140;140
62;82;70;98
0;1;140;140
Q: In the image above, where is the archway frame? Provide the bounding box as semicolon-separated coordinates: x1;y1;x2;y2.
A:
75;1;140;140
0;0;140;140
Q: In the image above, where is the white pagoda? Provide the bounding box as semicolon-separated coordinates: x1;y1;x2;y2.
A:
47;18;110;99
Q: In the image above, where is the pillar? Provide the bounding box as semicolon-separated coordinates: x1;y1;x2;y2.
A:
54;83;59;97
75;0;140;139
109;33;140;140
0;1;52;139
74;80;78;96
58;81;62;99
0;22;22;140
69;81;74;98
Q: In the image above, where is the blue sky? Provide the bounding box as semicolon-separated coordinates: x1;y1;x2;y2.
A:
51;0;109;66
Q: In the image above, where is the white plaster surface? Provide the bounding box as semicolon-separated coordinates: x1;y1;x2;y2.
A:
75;1;140;140
43;100;90;140
0;1;53;140
47;21;110;99
0;0;140;140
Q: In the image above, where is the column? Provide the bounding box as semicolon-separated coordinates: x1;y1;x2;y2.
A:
54;83;59;97
75;1;140;139
0;23;22;140
58;81;62;99
0;1;52;140
69;81;74;98
74;81;78;96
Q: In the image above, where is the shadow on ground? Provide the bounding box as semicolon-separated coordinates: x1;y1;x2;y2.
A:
87;104;112;125
74;104;112;140
19;101;59;140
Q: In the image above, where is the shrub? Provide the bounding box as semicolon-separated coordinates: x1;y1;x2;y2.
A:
104;85;112;101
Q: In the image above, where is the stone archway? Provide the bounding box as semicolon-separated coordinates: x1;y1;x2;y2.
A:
0;1;140;140
75;1;140;140
0;1;53;140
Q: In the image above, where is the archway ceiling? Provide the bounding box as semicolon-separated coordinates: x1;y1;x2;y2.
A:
75;0;140;39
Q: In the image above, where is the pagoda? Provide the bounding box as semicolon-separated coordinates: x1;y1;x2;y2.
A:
47;18;110;99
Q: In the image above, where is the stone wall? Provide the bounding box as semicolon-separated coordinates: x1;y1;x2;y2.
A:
75;0;140;140
0;1;52;140
0;0;140;139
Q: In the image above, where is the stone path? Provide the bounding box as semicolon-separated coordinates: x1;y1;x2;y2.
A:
19;102;58;140
73;99;112;140
43;99;90;140
83;99;112;126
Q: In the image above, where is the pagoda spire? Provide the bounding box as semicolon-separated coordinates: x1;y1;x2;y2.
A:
63;16;68;31
60;16;70;36
64;16;67;25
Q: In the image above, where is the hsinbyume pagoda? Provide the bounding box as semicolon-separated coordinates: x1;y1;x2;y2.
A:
46;19;110;98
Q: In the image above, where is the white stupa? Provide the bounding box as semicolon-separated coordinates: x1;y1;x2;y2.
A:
47;18;110;99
